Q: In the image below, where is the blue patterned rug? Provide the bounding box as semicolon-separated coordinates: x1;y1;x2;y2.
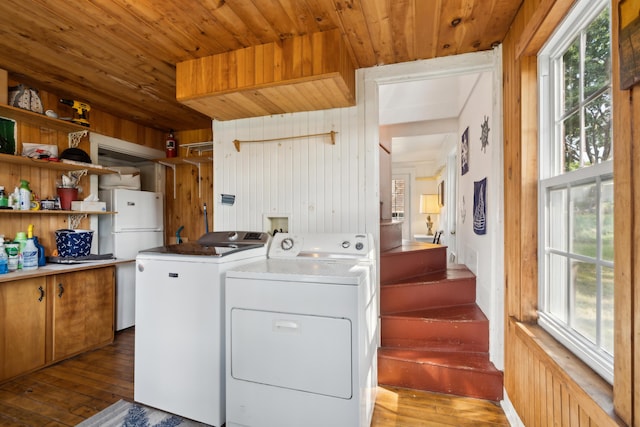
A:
77;399;211;426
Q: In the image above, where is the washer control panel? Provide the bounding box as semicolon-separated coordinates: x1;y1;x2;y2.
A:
268;233;373;260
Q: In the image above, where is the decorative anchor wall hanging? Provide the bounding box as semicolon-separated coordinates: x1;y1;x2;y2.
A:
480;116;490;153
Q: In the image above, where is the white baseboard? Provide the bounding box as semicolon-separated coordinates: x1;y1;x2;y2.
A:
501;389;525;427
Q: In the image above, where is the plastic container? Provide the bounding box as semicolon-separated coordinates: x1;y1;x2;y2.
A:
22;224;38;270
5;243;19;271
22;238;38;270
19;179;31;211
0;186;8;208
14;231;27;269
33;236;46;267
55;229;93;258
0;240;8;274
10;187;19;209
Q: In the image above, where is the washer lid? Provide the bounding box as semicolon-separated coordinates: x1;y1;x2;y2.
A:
139;242;265;257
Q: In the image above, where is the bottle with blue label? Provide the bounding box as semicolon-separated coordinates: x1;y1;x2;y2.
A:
14;231;27;269
0;236;8;274
22;224;38;271
19;179;31;211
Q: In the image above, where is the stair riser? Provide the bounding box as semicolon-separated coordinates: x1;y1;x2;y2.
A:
380;247;447;283
381;278;476;314
380;318;489;352
380;221;403;252
378;356;504;401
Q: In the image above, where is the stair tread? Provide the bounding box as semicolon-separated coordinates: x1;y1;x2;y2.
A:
380;340;488;353
382;304;487;321
378;347;500;372
381;240;442;254
382;265;475;286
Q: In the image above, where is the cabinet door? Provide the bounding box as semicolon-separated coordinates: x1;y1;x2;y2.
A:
0;277;47;381
51;267;114;360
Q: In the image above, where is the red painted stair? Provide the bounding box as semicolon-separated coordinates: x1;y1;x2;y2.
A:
377;242;503;401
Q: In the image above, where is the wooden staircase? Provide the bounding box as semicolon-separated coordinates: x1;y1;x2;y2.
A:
377;241;504;401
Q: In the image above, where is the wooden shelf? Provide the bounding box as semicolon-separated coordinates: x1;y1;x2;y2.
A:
0;209;116;215
0;153;116;175
0;104;90;133
153;155;213;166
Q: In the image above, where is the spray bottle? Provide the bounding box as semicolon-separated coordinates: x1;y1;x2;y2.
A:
22;224;39;271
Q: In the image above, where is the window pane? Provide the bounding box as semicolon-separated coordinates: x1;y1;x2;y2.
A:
391;179;405;217
549;188;567;251
601;179;614;262
563;38;581;114
583;90;612;166
549;254;568;322
570;183;597;257
602;265;614;354
584;8;611;99
571;260;597;343
563;112;581;172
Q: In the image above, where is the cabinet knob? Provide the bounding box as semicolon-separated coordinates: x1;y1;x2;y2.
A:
38;286;45;302
58;283;65;298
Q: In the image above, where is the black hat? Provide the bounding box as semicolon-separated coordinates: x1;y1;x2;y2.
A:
60;147;92;163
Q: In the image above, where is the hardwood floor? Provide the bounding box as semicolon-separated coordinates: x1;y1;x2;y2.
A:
0;328;509;426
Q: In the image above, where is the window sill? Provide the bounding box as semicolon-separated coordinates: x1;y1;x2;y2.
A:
513;320;623;425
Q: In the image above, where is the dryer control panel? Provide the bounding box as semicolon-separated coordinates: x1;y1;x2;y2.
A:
268;233;373;260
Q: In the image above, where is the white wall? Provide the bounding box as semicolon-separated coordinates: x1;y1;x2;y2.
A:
213;108;370;234
213;49;504;370
455;68;505;369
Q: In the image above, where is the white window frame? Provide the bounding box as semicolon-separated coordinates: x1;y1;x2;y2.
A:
537;0;613;383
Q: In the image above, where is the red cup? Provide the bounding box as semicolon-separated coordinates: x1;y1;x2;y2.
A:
57;187;78;210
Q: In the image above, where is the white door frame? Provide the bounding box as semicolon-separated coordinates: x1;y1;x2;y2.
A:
360;48;505;371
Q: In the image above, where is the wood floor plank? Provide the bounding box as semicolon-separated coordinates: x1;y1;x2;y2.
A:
0;328;510;426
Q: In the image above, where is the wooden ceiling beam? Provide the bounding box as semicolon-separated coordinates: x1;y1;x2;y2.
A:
176;29;355;121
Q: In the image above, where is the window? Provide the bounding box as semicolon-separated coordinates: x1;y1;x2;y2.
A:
538;0;613;383
391;179;405;219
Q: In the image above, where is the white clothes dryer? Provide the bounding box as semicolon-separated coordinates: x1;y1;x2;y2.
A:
225;233;378;427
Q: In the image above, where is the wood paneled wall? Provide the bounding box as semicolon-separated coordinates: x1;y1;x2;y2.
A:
0;83;206;254
164;128;213;243
502;0;635;425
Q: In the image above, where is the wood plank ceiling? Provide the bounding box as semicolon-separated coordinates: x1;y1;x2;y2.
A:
0;0;522;131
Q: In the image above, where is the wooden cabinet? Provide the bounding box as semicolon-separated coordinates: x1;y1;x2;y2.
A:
50;267;115;361
0;277;47;381
0;265;115;383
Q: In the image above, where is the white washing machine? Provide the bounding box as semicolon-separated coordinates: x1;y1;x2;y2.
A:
225;233;378;427
134;231;270;426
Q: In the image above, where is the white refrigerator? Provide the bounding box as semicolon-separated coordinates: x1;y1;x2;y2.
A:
99;189;164;331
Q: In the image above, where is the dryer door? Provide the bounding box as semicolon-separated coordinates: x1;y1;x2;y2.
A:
230;308;352;399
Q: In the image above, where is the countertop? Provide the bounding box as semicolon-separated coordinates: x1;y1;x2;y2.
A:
0;258;133;283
